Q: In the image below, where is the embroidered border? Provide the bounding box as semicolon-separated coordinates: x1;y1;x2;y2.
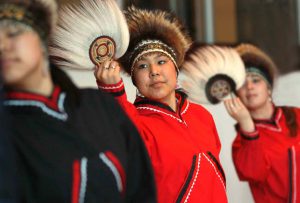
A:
99;153;123;193
203;153;226;191
4;93;68;121
136;106;185;124
184;154;201;203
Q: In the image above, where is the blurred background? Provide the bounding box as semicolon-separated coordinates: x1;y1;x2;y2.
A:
56;1;300;203
58;0;300;74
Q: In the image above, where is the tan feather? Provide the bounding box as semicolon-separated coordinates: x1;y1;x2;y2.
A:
179;45;246;104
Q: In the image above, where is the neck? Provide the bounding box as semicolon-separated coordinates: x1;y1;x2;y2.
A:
249;101;274;120
161;91;177;112
12;63;54;96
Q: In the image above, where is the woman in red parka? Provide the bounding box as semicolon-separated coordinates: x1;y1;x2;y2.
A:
94;6;228;203
224;43;300;203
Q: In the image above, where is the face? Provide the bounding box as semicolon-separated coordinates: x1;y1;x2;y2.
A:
133;52;177;104
237;72;271;110
0;22;45;88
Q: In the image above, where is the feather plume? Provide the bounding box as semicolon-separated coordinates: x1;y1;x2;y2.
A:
179;45;246;104
50;0;129;70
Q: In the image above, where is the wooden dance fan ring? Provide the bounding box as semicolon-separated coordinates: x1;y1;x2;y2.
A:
209;80;231;100
205;74;236;104
89;36;116;65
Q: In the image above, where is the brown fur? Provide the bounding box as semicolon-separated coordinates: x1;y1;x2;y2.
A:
235;43;278;87
1;0;58;39
119;6;192;74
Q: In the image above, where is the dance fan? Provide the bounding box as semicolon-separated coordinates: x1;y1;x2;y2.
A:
179;45;246;104
50;0;129;70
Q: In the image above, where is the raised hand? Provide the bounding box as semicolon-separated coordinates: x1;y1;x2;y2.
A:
224;97;255;133
94;60;122;85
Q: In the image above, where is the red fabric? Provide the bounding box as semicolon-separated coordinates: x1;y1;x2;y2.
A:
5;86;61;111
232;107;300;203
99;81;227;203
72;160;81;203
105;151;126;196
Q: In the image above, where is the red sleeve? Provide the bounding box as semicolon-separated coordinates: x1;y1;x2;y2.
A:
97;80;153;157
232;127;271;183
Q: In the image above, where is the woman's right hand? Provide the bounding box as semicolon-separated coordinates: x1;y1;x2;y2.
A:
94;60;122;85
224;97;255;133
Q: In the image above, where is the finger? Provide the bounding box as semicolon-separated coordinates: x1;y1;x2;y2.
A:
94;64;104;80
103;60;111;70
223;100;233;114
110;61;118;69
236;97;246;109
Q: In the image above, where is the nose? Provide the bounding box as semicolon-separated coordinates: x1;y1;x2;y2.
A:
149;64;160;77
245;80;254;90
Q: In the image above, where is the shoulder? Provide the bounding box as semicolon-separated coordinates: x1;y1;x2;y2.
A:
279;105;300;114
79;88;119;107
187;100;213;118
77;88;128;120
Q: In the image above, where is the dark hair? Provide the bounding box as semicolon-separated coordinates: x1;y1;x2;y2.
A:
282;106;299;137
50;65;80;108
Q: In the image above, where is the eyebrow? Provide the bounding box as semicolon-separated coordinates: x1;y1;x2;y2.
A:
139;53;166;61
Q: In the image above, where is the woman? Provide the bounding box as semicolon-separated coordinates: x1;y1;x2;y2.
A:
224;43;300;203
95;6;227;203
0;1;156;202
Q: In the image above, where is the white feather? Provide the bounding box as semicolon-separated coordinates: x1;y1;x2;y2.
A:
179;45;246;104
50;0;129;70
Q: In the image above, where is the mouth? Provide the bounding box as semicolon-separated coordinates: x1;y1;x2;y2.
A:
246;94;256;100
0;58;16;68
150;81;165;87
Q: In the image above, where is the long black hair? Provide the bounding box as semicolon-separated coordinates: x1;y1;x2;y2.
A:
282;106;299;137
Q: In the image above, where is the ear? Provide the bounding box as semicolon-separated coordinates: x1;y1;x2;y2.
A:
268;88;272;95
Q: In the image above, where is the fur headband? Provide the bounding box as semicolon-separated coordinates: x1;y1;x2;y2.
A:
0;0;58;41
235;43;278;88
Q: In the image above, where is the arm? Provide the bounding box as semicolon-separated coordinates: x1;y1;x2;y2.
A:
224;98;271;182
94;60;139;125
94;61;154;157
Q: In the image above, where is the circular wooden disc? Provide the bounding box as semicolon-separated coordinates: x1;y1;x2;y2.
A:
89;36;116;65
209;79;232;101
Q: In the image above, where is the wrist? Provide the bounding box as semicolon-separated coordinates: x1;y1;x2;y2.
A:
238;117;255;133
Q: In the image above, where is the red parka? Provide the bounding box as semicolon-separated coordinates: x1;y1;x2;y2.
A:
98;80;228;203
232;106;300;203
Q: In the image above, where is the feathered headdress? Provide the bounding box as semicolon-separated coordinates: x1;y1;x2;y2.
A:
179;45;246;104
0;0;58;42
119;6;192;76
235;43;278;88
50;0;129;70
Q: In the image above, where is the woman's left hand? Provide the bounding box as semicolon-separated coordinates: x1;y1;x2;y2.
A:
94;60;121;85
224;97;255;133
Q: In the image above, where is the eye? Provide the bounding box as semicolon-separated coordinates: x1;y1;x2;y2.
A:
138;63;148;69
158;60;166;65
7;30;22;38
252;77;261;83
